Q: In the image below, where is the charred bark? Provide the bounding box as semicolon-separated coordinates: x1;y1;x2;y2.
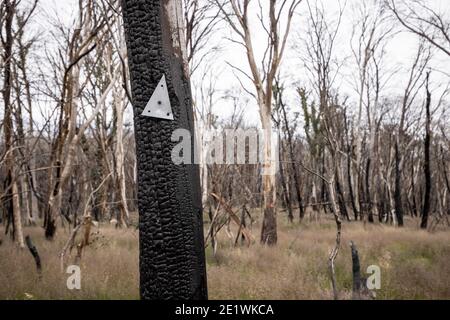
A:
394;142;404;227
121;0;207;299
350;241;361;299
25;235;42;275
365;158;374;223
280;99;304;220
421;74;432;229
279;139;293;223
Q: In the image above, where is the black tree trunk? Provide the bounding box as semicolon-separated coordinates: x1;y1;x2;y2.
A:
421;74;432;229
279;139;293;223
280;99;304;220
365;158;374;223
121;0;207;299
394;141;404;227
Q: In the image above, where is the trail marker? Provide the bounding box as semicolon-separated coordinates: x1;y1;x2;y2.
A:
142;74;174;120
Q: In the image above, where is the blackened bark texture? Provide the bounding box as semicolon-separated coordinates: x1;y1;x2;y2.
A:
335;169;350;221
280;101;304;220
421;75;432;229
365;159;374;223
442;147;450;201
350;241;361;300
279;138;293;223
394;142;404;226
121;0;207;299
25;235;42;275
410;160;418;217
344;112;358;221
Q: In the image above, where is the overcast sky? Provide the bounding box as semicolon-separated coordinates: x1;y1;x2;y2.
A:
33;0;450;129
190;0;450;126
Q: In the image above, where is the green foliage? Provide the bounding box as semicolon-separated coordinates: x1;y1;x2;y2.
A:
298;87;323;158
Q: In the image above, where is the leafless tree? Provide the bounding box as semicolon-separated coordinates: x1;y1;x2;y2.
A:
386;0;450;57
214;0;302;245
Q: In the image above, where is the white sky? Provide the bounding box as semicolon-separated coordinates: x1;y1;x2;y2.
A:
192;0;450;127
24;0;450;131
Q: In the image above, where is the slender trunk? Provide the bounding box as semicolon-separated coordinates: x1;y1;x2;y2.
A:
350;241;361;300
328;172;342;300
335;165;350;221
394;141;404;226
2;0;25;248
18;29;37;220
13;67;34;225
115;91;130;227
365;158;374;223
442;147;450;200
421;75;432;229
45;58;81;238
280;101;304;219
347;149;358;220
410;158;418;217
344;114;358;220
279;138;293;223
353;133;362;220
260;114;277;245
198;118;210;207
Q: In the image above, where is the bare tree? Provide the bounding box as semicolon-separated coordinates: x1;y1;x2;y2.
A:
214;0;302;245
421;72;432;229
42;0;114;238
1;0;24;247
386;0;450;57
1;0;38;246
184;0;221;75
350;0;394;221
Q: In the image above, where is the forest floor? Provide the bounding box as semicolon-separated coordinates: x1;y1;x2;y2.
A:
0;214;449;300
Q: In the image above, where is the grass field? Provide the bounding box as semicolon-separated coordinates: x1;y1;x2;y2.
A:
0;215;449;300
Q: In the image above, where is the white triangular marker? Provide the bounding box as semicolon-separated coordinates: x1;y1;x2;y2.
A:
141;74;174;120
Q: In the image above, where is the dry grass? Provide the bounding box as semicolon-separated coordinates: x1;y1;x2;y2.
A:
207;216;450;300
0;215;449;300
0;226;140;300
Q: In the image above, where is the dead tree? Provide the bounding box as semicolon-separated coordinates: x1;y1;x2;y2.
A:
214;0;302;245
421;73;432;229
25;235;42;276
1;0;25;248
394;141;404;226
275;81;305;221
121;0;207;299
350;1;393;222
42;0;112;239
386;0;450;57
350;241;361;300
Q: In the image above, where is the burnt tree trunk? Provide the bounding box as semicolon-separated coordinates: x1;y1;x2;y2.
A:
344;112;358;220
442;147;450;205
279;138;293;223
421;74;432;229
394;141;404;226
335;168;350;221
121;0;207;299
411;159;419;217
280;100;304;220
25;235;42;275
350;241;361;300
365;158;374;223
